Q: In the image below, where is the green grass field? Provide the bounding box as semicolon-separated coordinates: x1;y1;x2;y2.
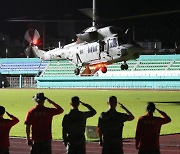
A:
1;89;180;140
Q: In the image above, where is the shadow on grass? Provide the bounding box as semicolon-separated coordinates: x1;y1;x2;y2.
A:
155;101;180;105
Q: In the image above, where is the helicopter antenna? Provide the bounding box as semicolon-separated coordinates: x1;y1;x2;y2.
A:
92;0;96;26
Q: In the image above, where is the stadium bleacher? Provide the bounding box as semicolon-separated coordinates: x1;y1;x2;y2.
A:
0;58;48;75
34;54;180;89
40;55;180;77
0;58;48;88
1;55;180;89
42;60;76;77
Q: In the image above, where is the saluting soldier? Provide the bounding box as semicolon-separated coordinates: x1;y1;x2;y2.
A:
135;102;171;154
98;96;134;154
62;96;96;154
0;106;19;154
25;93;64;154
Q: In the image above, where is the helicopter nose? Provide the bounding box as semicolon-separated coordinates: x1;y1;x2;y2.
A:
132;45;144;58
128;45;144;53
121;44;143;59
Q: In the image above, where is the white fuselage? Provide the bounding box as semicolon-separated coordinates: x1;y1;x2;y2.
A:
33;35;142;67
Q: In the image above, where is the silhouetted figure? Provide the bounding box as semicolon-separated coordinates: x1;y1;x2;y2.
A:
0;106;19;154
62;96;96;154
135;102;171;154
98;96;134;154
25;93;64;154
99;40;105;59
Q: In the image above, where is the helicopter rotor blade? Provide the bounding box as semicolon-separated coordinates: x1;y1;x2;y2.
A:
111;10;180;21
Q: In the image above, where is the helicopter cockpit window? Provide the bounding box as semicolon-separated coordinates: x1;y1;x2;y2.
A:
109;38;118;48
117;36;135;45
118;36;128;44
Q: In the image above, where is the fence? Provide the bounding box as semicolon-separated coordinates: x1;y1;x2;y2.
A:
5;77;36;88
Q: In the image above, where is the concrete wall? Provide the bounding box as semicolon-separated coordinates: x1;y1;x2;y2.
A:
35;76;180;89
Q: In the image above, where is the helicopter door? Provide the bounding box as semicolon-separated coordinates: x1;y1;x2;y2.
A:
98;40;105;59
104;40;109;55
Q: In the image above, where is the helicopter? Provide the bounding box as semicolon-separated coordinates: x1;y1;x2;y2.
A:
24;0;143;76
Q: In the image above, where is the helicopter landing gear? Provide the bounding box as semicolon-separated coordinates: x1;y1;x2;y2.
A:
74;68;80;75
121;62;128;70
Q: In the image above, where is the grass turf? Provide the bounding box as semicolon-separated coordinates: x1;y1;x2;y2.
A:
1;89;180;140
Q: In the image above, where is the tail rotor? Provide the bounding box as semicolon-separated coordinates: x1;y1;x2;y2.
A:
24;29;41;57
24;29;40;46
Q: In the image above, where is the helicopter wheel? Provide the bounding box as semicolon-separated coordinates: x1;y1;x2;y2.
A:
74;68;80;75
124;64;128;70
101;67;107;73
121;64;128;70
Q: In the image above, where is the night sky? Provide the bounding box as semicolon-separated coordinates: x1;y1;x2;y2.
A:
0;0;180;48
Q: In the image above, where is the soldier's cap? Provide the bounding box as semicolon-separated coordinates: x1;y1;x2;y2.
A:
32;93;46;101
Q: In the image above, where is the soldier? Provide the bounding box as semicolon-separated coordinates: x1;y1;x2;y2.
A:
98;96;134;154
62;96;96;154
0;106;19;154
25;92;64;154
98;40;106;59
135;102;171;154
